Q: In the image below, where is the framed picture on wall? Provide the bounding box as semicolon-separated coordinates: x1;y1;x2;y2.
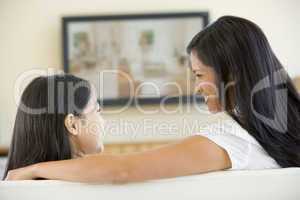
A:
62;12;209;106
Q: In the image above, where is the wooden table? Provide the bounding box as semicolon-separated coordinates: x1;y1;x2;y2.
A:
0;147;8;156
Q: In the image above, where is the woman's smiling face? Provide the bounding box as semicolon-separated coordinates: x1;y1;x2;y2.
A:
190;50;222;113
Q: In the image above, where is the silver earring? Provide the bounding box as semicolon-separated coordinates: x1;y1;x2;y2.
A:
204;95;208;103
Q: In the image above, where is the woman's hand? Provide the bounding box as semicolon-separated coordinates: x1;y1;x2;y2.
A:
5;165;37;181
4;136;230;182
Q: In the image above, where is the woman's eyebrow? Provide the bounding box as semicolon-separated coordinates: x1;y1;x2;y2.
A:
192;69;203;73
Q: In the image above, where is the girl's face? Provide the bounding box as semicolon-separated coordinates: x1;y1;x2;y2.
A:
190;50;222;113
66;86;105;157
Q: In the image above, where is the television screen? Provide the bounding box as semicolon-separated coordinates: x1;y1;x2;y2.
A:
62;12;209;105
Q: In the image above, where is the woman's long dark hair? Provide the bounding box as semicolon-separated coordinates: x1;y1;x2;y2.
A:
3;74;91;178
187;16;300;167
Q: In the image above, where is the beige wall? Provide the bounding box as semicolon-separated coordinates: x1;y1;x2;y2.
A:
1;0;299;146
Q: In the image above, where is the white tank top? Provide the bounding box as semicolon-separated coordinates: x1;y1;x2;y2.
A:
195;112;280;170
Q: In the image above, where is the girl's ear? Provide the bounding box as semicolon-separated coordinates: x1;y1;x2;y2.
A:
64;114;80;136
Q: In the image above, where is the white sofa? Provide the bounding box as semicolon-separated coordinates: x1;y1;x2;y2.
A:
1;168;300;200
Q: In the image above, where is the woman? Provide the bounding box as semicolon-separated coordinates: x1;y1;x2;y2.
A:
3;74;104;179
6;16;300;182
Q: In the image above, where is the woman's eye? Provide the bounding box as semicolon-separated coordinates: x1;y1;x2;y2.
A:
196;74;203;78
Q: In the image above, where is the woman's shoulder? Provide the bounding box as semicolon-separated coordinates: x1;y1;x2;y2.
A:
195;111;280;170
197;111;259;145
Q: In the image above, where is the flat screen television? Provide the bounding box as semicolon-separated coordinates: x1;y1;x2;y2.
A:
62;12;209;106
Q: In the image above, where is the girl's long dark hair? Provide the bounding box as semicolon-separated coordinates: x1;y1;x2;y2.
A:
3;74;91;178
187;16;300;167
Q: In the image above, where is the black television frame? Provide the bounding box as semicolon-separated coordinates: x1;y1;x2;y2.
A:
62;12;209;106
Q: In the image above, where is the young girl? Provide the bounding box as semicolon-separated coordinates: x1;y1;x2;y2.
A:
5;16;300;183
3;74;104;179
